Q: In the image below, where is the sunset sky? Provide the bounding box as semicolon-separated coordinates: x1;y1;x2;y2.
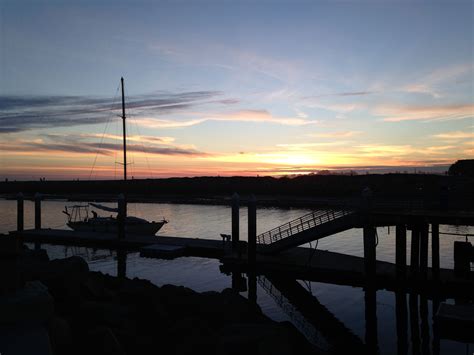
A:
1;0;473;180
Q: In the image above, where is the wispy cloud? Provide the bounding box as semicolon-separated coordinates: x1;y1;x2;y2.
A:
376;103;474;122
0;91;226;133
76;133;177;145
136;109;318;128
303;100;366;113
304;91;373;99
0;140;209;157
401;63;473;98
310;131;362;138
432;131;474;139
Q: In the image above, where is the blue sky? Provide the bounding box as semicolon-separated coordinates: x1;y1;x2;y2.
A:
0;0;472;179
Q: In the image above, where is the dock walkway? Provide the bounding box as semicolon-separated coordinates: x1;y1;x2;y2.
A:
10;228;473;299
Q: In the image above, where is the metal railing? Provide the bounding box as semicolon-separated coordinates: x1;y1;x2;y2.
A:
257;208;353;245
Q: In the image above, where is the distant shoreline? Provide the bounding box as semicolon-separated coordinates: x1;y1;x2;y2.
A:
1;174;472;209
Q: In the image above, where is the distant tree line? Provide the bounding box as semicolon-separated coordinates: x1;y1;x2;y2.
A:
448;159;474;177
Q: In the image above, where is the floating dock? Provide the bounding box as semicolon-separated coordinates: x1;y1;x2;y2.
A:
10;228;473;300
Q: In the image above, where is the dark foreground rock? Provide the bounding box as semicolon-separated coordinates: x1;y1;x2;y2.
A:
19;249;318;355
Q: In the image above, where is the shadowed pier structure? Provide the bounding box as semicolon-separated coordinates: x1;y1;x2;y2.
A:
9;193;474;301
258;275;366;354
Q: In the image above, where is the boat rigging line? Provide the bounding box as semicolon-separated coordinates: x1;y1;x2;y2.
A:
88;82;121;180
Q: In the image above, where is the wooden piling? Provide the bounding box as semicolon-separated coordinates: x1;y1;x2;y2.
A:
420;223;429;280
395;290;408;354
34;193;41;230
17;192;24;232
364;286;378;354
409;293;420;354
363;226;376;279
395;224;406;280
410;224;420;276
34;193;41;250
117;249;127;278
118;194;125;240
432;223;440;280
420;295;430;354
248;271;257;305
231;193;240;256
247;195;256;267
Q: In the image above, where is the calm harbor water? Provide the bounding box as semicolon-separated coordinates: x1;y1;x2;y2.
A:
1;199;472;354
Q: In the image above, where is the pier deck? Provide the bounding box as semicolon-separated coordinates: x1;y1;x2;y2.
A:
10;229;227;258
9;228;473;299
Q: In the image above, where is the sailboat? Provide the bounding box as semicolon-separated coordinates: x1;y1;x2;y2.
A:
63;77;168;236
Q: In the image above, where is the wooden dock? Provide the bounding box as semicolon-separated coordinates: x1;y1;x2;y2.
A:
10;228;228;258
10;228;473;300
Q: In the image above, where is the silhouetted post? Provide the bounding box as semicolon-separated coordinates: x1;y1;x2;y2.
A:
34;193;41;250
34;193;41;229
409;293;420;355
17;192;24;232
231;193;240;257
395;224;406;280
432;223;440;280
364;286;378;354
118;194;125;240
248;194;256;267
117;249;127;279
410;224;420;277
395;290;408;355
248;271;257;305
432;293;441;355
420;295;430;355
231;271;246;292
419;223;429;280
454;241;472;278
363;226;376;279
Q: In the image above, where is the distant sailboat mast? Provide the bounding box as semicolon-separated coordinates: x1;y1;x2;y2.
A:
121;77;127;181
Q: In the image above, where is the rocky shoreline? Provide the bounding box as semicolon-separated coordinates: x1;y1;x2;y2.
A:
17;247;317;355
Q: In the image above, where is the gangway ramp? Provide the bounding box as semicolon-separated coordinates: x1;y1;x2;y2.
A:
257;209;358;254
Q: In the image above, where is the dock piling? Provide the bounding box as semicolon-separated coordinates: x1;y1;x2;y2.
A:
432;223;440;280
117;249;127;278
34;193;41;230
363;226;376;279
248;194;256;267
364;286;378;354
410;224;420;276
17;192;24;232
118;194;125;240
420;223;429;280
248;271;257;305
395;224;407;280
395;290;408;354
231;193;240;257
34;193;41;250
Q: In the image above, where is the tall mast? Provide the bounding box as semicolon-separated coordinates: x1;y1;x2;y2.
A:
121;77;127;181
